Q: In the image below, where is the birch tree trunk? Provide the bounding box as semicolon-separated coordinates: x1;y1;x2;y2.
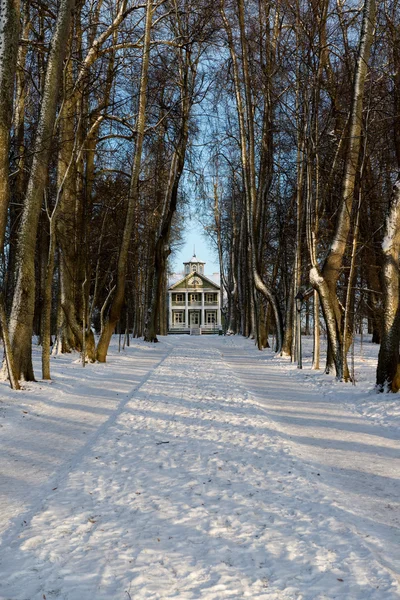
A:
7;0;76;380
96;0;153;362
0;0;21;253
221;0;284;352
310;0;375;380
7;7;30;306
376;178;400;391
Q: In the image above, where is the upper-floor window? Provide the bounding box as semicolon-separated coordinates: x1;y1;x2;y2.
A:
206;293;216;303
175;293;184;302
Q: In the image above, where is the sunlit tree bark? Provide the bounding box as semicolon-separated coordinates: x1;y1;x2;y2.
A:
7;0;76;380
310;0;376;380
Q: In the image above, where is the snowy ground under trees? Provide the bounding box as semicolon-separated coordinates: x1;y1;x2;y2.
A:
0;335;399;600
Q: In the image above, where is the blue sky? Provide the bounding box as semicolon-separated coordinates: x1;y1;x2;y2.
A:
172;218;219;274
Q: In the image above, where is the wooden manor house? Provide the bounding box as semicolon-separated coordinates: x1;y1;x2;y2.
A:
168;254;222;334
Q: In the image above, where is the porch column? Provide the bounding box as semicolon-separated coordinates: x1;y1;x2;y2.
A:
168;292;173;330
185;292;188;328
201;292;205;328
217;292;221;326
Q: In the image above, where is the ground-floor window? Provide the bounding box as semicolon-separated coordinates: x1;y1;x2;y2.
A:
174;311;184;324
206;312;216;324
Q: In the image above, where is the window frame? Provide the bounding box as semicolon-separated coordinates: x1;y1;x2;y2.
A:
174;311;184;324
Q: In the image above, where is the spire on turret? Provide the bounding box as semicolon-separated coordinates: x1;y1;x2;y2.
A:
183;250;205;274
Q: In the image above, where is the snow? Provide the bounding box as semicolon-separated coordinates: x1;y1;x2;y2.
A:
309;267;324;287
0;334;399;599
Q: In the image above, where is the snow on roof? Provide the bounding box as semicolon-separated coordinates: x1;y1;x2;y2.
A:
183;255;206;264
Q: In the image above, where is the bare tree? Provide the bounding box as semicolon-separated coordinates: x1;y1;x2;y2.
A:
310;0;376;380
7;0;76;380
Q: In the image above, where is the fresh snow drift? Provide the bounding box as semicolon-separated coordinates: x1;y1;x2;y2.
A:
0;335;399;599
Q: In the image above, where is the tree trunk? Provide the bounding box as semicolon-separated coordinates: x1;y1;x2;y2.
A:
310;0;376;379
0;0;21;254
7;0;76;381
312;291;320;369
282;277;294;356
221;0;284;351
0;294;20;390
376;177;400;391
41;219;57;379
96;0;152;361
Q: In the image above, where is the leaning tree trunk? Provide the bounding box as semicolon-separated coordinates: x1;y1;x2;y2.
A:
221;0;284;351
310;0;376;380
237;0;283;352
0;0;21;253
96;0;152;362
376;177;400;391
7;0;76;380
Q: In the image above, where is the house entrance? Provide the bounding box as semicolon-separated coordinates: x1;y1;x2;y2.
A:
190;312;200;327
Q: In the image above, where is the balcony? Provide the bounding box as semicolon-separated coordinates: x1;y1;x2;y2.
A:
171;300;218;307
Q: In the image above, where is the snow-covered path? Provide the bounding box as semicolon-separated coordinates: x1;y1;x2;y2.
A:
0;343;171;540
0;336;399;599
221;341;400;587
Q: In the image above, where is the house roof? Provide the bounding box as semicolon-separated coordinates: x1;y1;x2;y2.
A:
183;255;206;264
168;271;220;290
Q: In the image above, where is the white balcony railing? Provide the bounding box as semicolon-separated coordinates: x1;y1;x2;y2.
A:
171;299;218;306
